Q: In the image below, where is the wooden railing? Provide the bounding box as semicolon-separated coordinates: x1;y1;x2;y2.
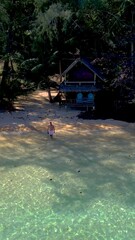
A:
65;81;95;85
64;98;94;105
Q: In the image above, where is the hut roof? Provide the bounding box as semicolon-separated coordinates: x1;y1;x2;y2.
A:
61;57;105;82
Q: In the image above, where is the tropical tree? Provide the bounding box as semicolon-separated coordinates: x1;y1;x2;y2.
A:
32;1;74;100
0;0;35;108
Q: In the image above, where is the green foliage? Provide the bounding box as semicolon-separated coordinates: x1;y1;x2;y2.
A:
34;2;72;42
78;0;131;47
31;64;43;73
0;2;9;54
0;0;135;110
21;58;39;70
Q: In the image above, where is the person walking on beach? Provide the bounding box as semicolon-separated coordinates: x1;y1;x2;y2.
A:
47;122;55;138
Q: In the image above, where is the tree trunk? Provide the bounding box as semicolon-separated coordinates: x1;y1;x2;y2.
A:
0;59;10;100
0;0;15;101
47;88;53;102
1;59;10;83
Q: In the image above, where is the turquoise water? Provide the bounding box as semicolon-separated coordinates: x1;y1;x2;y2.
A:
0;124;135;240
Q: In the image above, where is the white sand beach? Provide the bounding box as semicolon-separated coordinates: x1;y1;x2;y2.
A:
1;90;135;240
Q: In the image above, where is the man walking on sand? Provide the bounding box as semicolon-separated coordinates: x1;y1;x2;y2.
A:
47;122;55;138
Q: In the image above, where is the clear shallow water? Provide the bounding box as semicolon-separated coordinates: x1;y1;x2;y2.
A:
0;125;135;240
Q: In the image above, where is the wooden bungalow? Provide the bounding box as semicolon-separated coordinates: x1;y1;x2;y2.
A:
59;57;105;110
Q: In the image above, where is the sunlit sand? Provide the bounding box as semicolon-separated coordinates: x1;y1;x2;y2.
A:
0;90;135;239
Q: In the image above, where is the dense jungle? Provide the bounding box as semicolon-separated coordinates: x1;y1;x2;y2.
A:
0;0;135;121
